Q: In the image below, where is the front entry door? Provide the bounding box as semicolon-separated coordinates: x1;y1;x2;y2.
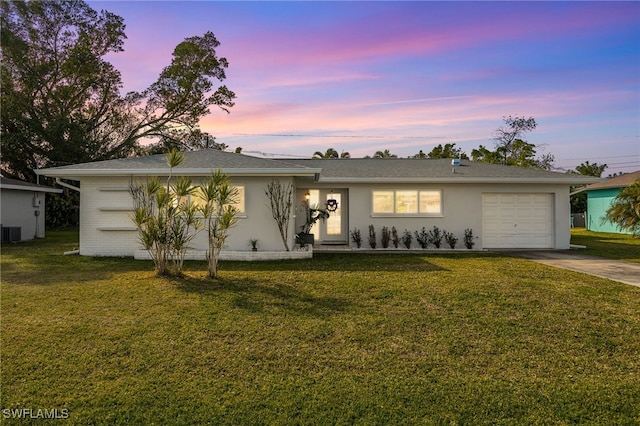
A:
321;190;347;244
308;189;348;244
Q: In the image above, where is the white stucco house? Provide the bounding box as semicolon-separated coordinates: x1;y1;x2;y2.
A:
0;176;63;242
36;150;597;257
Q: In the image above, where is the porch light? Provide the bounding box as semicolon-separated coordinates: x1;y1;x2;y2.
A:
304;191;311;202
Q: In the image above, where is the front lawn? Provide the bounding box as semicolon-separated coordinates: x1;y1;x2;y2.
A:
571;228;640;263
2;231;639;424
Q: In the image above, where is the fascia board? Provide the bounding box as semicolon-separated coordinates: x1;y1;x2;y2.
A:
36;168;322;178
0;184;63;193
316;176;602;185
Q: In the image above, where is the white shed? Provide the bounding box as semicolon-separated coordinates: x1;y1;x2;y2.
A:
0;176;63;242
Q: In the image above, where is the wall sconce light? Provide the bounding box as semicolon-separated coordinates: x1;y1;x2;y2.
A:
304;191;310;202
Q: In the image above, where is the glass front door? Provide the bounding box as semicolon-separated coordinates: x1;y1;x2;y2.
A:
306;189;348;244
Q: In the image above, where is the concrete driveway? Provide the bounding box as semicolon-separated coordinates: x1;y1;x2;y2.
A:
507;251;640;287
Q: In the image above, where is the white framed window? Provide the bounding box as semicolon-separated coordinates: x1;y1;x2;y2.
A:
372;191;394;214
372;189;442;216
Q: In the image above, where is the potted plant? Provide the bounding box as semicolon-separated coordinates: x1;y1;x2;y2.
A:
297;203;330;246
249;238;258;252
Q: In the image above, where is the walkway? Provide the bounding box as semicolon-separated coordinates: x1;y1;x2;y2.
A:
508;251;640;287
314;245;640;288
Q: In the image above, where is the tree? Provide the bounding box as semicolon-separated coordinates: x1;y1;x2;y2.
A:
313;148;339;159
373;149;397;158
200;170;240;278
470;145;503;164
312;148;350;159
264;179;295;251
471;116;554;169
425;143;469;159
575;161;607;177
570;161;608;213
145;130;227;154
1;0;235;181
605;180;640;236
130;150;201;276
493;115;537;164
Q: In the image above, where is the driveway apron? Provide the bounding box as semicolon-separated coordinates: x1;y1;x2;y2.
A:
505;251;640;287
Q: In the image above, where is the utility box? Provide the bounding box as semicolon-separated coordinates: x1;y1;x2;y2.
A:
1;226;22;243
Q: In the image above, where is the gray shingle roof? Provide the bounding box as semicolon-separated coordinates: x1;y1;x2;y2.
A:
37;149;319;177
586;170;640;190
37;150;599;184
285;158;599;184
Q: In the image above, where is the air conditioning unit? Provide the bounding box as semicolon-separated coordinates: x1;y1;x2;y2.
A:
1;226;22;243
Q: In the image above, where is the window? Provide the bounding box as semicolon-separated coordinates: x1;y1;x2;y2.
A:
419;190;441;214
372;189;442;216
372;191;394;214
191;185;245;214
326;193;342;235
396;191;418;214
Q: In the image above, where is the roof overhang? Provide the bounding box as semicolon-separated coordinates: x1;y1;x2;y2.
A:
36;167;322;178
0;183;63;193
316;176;602;185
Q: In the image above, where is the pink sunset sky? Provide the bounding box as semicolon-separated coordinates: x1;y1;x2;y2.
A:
90;1;639;174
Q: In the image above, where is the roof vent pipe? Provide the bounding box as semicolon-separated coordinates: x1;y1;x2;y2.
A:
451;158;460;173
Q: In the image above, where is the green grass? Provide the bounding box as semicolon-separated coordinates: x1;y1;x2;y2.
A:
571;228;640;263
2;231;640;424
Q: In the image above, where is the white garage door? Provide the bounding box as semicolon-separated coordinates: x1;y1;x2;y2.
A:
482;193;554;249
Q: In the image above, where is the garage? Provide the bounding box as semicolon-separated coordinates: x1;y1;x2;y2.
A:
482;193;554;249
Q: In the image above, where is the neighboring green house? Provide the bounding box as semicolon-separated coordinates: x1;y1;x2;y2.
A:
586;170;640;234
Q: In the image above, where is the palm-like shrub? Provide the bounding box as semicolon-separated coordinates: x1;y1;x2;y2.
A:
130;150;201;276
606;180;640;236
130;150;239;277
200;170;240;278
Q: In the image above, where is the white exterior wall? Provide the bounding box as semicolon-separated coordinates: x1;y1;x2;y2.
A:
78;176;298;257
1;189;48;240
305;182;571;250
77;175;572;256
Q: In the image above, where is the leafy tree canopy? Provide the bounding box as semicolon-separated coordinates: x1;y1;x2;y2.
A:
372;149;397;158
0;0;235;181
574;161;607;177
144;130;228;155
471;116;554;170
313;148;339;159
312;148;350;159
424;143;469;159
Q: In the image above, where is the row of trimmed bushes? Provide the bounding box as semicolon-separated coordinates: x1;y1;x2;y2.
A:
350;225;476;250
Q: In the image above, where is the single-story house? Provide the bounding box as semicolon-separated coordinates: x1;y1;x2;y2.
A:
585;170;640;234
0;176;63;242
36;150;597;257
